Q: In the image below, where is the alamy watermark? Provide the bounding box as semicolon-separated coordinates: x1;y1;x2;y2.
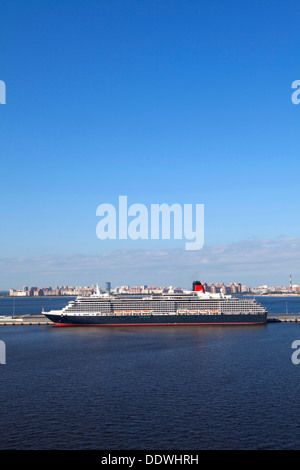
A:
291;80;300;105
0;340;6;365
291;340;300;365
0;80;6;104
96;196;204;250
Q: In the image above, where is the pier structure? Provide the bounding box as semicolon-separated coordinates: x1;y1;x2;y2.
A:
0;315;53;326
267;314;300;323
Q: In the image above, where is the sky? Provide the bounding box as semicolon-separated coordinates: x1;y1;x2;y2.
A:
1;0;300;289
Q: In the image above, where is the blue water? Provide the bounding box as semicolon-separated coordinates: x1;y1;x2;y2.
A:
254;296;300;315
0;296;300;450
0;296;75;317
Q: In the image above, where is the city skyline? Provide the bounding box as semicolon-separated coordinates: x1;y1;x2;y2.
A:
8;279;300;297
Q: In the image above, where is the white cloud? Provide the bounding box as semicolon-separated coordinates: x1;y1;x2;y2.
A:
1;237;300;289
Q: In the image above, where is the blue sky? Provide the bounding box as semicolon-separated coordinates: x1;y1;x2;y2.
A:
1;0;300;288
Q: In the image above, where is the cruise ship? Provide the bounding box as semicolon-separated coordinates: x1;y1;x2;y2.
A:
42;282;267;326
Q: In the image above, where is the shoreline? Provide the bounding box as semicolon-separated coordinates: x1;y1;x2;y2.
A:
0;295;76;298
243;293;300;297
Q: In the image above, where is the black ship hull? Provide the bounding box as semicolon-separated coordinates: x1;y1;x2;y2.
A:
45;313;267;326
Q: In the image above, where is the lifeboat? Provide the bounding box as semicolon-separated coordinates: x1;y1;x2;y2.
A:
115;310;122;314
133;311;141;314
190;310;198;313
125;311;132;314
142;310;150;313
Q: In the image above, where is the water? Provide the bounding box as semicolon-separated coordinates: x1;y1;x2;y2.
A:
254;295;300;315
0;296;75;317
0;296;300;449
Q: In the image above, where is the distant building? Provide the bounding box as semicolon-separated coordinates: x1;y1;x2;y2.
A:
10;281;299;297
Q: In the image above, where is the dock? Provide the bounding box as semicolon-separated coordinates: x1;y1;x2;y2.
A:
0;315;53;326
267;314;300;323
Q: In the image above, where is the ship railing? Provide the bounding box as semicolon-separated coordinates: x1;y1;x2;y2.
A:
176;309;220;315
113;310;153;316
220;311;258;315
